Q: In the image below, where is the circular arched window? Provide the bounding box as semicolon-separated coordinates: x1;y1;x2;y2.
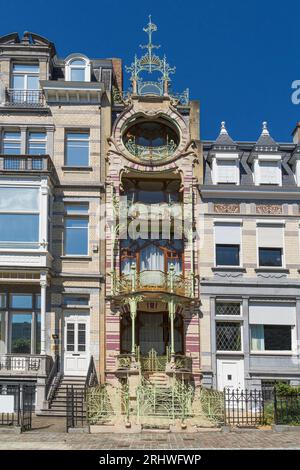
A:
123;118;179;161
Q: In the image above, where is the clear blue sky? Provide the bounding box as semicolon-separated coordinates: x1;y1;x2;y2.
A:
2;0;300;142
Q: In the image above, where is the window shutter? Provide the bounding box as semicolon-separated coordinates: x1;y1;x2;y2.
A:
249;302;296;325
215;222;241;244
217;160;237;183
259;161;279;184
257;224;283;247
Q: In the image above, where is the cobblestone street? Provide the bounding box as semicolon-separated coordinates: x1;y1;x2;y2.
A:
0;417;299;449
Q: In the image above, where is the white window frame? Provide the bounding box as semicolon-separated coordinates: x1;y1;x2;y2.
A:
213;219;243;268
212;153;240;185
65;57;91;82
216;320;243;354
256;220;285;268
215;300;242;318
11;63;40;91
250;324;296;355
27;131;47;155
254;155;282;186
63;203;89;257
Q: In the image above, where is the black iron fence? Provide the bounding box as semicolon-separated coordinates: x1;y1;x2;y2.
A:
224;388;264;427
274;389;300;426
0;384;35;431
66;385;86;432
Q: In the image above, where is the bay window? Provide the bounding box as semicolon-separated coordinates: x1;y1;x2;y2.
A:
120;239;183;275
0;187;40;247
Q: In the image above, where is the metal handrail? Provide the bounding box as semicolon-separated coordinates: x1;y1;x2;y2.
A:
85;355;98;389
124;139;177;161
46;356;61;403
0;154;51;172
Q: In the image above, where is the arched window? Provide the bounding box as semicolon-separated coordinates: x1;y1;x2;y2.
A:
65;56;91;82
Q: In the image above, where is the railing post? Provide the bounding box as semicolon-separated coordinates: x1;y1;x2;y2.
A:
168;263;175;293
129;297;137;355
168;299;175;357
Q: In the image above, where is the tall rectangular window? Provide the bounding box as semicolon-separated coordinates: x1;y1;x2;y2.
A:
0;187;40;246
27;132;46;155
11;64;40;104
64;204;89;255
65;131;89;166
3;131;21;154
257;223;284;267
11;313;32;354
214;222;241;266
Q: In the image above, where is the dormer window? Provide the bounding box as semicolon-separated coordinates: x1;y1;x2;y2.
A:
65;56;91;82
212;154;239;185
254;156;282;186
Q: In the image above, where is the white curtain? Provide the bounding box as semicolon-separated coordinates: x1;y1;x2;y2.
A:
139;313;164;355
121;258;133;275
140;245;164;271
167;258;182;274
250;325;265;351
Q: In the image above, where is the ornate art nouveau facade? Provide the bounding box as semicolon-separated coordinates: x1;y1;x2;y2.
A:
0;19;300;418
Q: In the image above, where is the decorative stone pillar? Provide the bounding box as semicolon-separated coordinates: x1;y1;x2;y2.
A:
40;273;48;355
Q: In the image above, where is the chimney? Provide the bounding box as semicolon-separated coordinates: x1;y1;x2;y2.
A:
111;58;123;93
292;122;300;144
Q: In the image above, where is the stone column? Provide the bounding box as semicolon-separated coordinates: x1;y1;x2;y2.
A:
40;273;47;355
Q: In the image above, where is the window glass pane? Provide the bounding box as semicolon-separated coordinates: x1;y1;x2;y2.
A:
216;303;240;316
63;296;89;306
216;245;240;266
27;75;39;90
259;248;282;267
65;204;89;214
0;187;39;211
0;294;6;309
3;142;21;154
0;312;4;354
250;325;265;351
70;60;86;66
12;75;25;89
3;132;21;140
28;142;46;155
65;133;89;166
77;323;86;352
36;295;41;309
66;323;75;351
264;325;291;350
70;68;85;81
11;294;33;309
11;313;32;353
65;218;88;255
13;64;39;73
216;322;241;351
0;214;39;242
36;313;41;354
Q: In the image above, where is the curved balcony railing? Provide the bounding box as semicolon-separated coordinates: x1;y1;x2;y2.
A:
115;350;192;374
124;139;177;162
110;268;194;298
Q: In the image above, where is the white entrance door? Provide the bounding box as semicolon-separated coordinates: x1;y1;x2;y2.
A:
64;312;90;376
217;359;244;391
